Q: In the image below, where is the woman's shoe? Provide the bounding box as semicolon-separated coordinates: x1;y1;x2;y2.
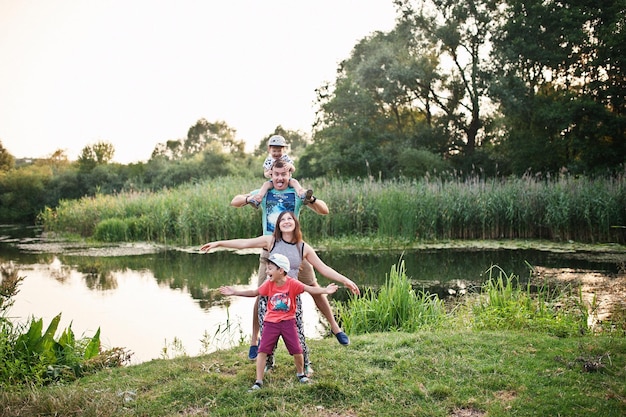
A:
333;331;350;345
248;345;258;360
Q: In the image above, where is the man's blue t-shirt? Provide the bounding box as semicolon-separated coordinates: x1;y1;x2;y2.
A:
250;186;304;235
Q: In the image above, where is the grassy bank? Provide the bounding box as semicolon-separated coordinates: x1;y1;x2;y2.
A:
2;260;625;416
39;174;626;245
2;331;624;417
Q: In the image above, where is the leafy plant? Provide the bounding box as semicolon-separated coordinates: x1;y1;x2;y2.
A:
1;263;132;388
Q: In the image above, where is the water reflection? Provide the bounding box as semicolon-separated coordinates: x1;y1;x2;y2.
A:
2;229;624;364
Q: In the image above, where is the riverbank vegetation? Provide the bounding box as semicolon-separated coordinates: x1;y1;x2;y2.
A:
39;174;626;245
1;261;624;416
0;265;132;389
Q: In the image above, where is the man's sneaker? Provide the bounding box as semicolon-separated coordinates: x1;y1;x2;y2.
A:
333;331;350;345
248;345;258;360
303;189;314;205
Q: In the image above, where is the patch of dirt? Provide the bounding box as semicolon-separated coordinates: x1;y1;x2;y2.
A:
450;408;486;417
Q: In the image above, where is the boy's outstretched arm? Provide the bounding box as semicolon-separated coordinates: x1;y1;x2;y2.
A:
219;286;259;297
303;283;338;296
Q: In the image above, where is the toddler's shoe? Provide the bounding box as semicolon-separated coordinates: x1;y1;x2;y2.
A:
302;189;314;205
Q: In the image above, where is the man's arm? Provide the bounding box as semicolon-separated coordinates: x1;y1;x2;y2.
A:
306;197;329;215
230;193;254;207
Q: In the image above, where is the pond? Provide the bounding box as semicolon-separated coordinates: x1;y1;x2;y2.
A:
2;225;625;364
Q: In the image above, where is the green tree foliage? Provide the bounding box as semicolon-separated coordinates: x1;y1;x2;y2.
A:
394;0;499;156
78;141;115;171
490;0;626;175
303;1;498;179
0;165;52;223
0;141;15;172
151;118;245;160
303;26;441;179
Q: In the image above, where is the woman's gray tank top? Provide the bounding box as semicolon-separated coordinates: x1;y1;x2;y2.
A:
270;239;304;279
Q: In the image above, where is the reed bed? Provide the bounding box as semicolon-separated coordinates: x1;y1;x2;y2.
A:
39;174;626;245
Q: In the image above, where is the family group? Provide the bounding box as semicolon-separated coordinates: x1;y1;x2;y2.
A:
200;135;359;391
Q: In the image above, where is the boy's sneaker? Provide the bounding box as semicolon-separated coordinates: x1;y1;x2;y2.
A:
297;373;310;384
302;189;314;205
248;381;263;392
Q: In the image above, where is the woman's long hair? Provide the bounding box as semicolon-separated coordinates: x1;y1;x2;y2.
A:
273;211;303;243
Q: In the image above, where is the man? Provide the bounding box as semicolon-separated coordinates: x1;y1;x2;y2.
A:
231;160;351;362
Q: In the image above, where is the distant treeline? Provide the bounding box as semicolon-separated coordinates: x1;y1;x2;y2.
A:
39;174;626;245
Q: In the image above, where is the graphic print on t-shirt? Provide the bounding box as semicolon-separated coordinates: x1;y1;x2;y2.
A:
269;291;291;312
265;190;297;233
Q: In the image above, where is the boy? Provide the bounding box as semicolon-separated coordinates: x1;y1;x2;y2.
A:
251;135;313;206
219;253;338;391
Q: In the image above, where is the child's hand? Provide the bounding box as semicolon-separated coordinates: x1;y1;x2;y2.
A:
219;286;235;296
253;194;263;203
325;283;339;294
200;242;217;252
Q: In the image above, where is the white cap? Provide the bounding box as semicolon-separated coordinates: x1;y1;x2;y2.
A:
268;253;290;272
268;135;287;147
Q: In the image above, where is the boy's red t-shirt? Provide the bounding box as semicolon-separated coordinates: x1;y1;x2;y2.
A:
258;277;305;323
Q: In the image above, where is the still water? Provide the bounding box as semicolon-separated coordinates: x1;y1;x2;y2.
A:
1;226;623;364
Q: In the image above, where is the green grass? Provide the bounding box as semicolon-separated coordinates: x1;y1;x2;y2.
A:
3;259;625;416
1;331;624;416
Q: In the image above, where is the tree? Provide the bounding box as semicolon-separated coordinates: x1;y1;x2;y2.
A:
151;139;184;161
78;141;115;171
490;0;626;175
185;119;244;157
302;23;456;178
0;141;15;172
394;0;499;156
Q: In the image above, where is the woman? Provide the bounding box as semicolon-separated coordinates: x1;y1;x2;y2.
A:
200;211;359;372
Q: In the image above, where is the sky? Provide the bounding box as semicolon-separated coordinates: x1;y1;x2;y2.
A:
0;0;398;164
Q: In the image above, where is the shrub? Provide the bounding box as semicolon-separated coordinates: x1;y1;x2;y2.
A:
93;218;129;242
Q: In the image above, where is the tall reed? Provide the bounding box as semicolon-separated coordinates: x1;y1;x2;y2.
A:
39;173;626;244
336;260;448;333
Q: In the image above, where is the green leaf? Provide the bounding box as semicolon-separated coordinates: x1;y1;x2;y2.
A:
84;328;101;360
